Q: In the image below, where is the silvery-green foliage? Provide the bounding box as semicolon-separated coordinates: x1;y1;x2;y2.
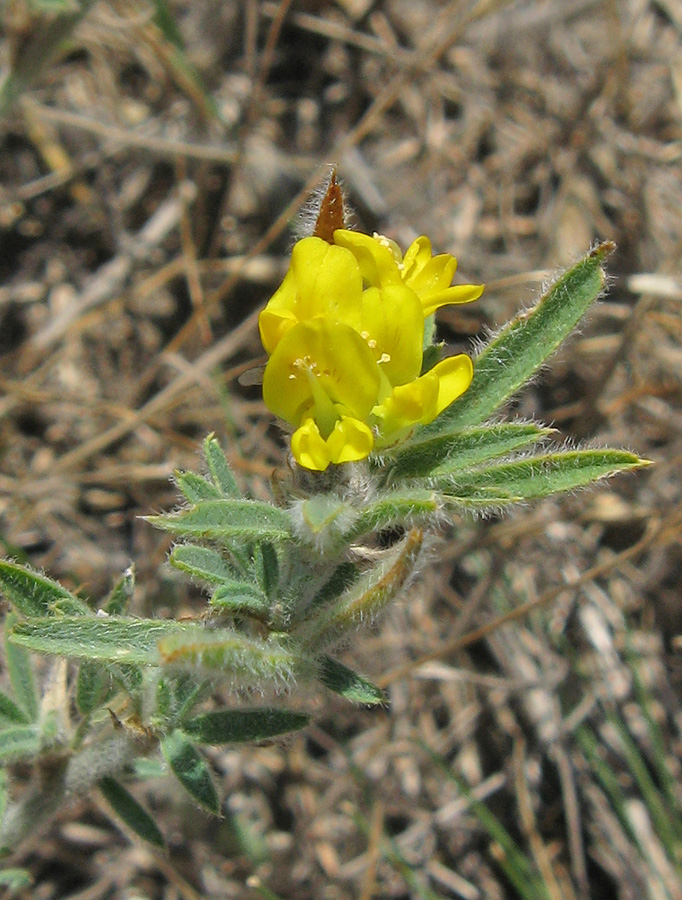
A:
0;246;647;852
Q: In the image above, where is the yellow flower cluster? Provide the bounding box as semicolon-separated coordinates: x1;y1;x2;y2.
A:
259;229;483;471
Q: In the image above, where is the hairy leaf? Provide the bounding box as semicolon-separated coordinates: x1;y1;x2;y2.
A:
99;777;164;848
103;566;135;616
0;690;29;726
156;627;302;685
183;708;309;745
161;730;219;814
76;661;112;716
174;470;222;503
297;529;424;651
344;492;438;541
4;614;38;722
204;434;241;497
437;449;647;507
146;499;293;543
429;242;615;432
169;544;240;585
0;725;40;762
9;616;190;665
380;422;553;480
209;580;270;618
319;656;386;706
0;561;85;618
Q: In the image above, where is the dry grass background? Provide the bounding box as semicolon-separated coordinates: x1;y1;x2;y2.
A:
1;1;682;898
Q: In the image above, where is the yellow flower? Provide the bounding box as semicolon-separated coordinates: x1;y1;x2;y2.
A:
259;229;483;471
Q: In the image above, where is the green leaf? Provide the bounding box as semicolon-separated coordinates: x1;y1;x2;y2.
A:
109;664;144;702
145;499;293;543
4;613;38;721
99;776;165;848
297;529;424;651
0;690;29;726
0;868;33;892
76;661;112;716
380;422;553;480
319;656;386;706
134;757;166;779
308;562;358;612
429;242;615;432
0;725;40;762
156;628;301;685
183;708;309;745
103;566;135;615
204;435;241;497
0;768;7;832
299;494;352;535
254;542;279;598
9;616;191;665
436;449;647;507
161;730;219;814
169;544;239;585
344;491;438;541
156;673;210;723
210;581;269;618
50;597;92;616
0;560;82;618
175;470;222;503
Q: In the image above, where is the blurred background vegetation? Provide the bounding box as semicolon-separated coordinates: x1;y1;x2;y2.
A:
1;1;681;898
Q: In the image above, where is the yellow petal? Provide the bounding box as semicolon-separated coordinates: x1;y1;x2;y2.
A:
400;235;484;317
262;320;380;428
420;282;485;318
258;267;300;354
374;353;473;438
291;419;331;471
402;235;437;282
333;229;403;287
360;284;424;386
429;353;474;416
373;377;440;436
327;416;374;464
259;237;363;353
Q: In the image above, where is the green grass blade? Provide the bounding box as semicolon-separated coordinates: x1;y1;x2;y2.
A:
626;645;682;841
575;725;640;846
607;711;682;863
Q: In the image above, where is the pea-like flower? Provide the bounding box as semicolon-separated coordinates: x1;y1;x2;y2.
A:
259;228;483;471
